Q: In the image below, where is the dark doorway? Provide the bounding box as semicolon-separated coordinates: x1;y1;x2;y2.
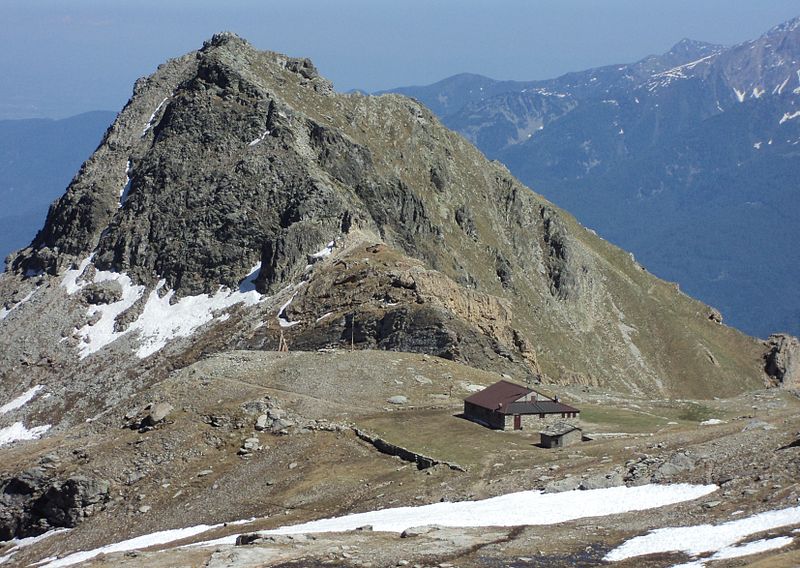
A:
514;415;522;430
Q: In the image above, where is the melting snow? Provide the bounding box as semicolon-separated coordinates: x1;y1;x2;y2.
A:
733;88;746;103
127;280;262;358
38;523;229;568
700;418;724;426
0;385;44;415
752;87;765;98
0;290;34;321
647;54;718;90
310;240;335;259
754;141;762;149
0;529;69;566
0;422;51;447
775;76;791;95
605;505;800;563
141;97;169;137
62;258;263;359
278;291;300;328
218;484;716;539
779;110;800;124
248;130;271;146
315;312;333;323
119;160;132;207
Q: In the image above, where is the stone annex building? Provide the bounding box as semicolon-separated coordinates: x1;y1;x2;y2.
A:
463;380;580;430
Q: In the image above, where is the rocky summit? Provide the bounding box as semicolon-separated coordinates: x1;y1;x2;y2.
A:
0;33;798;567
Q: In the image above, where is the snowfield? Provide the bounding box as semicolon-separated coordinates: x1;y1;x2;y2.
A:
260;483;717;535
605;505;800;565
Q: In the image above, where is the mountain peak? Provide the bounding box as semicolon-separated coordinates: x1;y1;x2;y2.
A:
202;31;248;49
666;38;722;59
766;15;800;35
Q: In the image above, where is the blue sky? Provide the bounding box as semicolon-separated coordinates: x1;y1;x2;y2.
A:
2;1;798;119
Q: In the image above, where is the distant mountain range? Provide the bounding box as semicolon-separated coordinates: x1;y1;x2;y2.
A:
383;17;800;338
0;111;115;263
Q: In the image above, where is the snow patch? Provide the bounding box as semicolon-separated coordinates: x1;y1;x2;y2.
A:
38;523;228;568
0;290;35;321
315;312;333;323
141;97;169;137
119;160;132;207
0;422;51;447
779;110;800;124
248;130;271;146
62;258;263;359
310;240;335;259
278;292;300;328
131;281;262;358
733;88;746;103
700;418;724;425
222;484;716;538
754;141;762;149
0;385;44;415
752;87;765;98
605;505;800;563
0;529;69;566
775;76;791;95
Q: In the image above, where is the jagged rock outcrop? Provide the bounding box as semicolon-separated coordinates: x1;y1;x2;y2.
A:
764;334;800;389
0;470;110;539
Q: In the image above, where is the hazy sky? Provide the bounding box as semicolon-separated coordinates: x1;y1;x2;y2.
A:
2;1;798;119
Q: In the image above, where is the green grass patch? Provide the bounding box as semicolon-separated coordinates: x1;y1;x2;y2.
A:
355;408;543;470
578;405;665;433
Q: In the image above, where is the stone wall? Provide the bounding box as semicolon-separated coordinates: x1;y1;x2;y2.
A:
505;412;581;431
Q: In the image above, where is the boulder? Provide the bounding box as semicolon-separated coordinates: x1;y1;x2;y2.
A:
82;281;123;305
142;402;173;427
387;395;408;405
255;414;270;431
401;525;442;538
654;452;696;480
580;471;624;490
543;477;581;494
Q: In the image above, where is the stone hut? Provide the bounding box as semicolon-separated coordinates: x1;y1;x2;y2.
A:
463;380;580;430
540;422;582;448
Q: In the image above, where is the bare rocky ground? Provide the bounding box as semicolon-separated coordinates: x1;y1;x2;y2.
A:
2;349;799;567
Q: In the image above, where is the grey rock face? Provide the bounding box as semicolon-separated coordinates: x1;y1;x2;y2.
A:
0;471;110;540
764;334;800;389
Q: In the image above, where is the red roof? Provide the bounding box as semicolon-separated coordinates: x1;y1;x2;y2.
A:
464;380;580;415
464;380;533;411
